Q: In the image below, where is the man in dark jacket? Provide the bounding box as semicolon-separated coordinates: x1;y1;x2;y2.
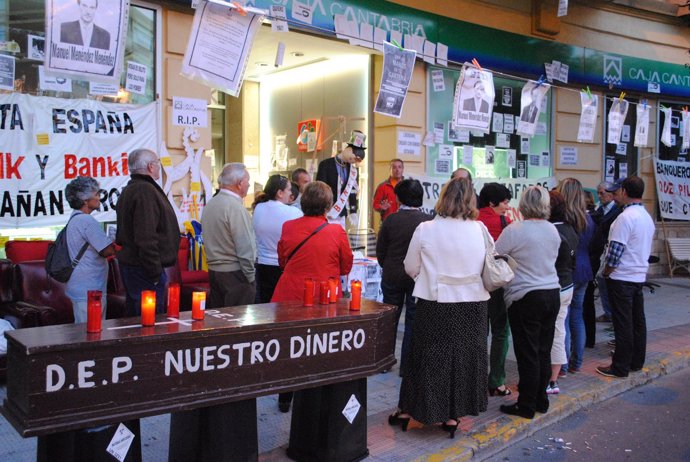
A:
116;148;179;316
376;179;432;376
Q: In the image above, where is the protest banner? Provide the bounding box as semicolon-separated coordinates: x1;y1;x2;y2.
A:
406;173;557;222
0;93;158;228
654;158;690;220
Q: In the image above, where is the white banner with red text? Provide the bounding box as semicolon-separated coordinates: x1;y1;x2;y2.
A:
0;93;158;228
653;158;690;220
406;173;557;222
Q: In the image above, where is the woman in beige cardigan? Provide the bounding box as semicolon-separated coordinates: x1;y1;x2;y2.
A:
388;177;490;439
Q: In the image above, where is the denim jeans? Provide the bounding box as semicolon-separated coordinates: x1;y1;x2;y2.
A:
607;278;646;376
596;274;613;318
119;263;168;317
565;282;588;369
381;280;416;376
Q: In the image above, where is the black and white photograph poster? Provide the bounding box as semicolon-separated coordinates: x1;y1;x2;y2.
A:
452;63;495;133
46;0;128;83
607;98;629;145
634;103;650;147
28;35;45;61
374;41;416;118
0;54;15;90
182;2;264;97
516;80;550;137
577;91;598;143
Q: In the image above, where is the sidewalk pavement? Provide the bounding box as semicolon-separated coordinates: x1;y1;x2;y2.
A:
1;276;689;461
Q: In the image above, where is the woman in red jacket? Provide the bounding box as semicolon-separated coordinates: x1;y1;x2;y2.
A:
271;180;354;412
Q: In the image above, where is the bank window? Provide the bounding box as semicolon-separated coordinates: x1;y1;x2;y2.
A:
657;101;687;162
603;96;639;181
2;1;156;104
426;66;552;179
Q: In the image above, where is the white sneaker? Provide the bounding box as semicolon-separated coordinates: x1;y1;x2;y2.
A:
546;381;560;394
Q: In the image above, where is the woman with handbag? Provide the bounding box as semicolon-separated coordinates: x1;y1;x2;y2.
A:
495;185;561;419
271;181;354;412
389;177;490;439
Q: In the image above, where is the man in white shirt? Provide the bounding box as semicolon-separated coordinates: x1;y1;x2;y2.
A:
596;176;655;378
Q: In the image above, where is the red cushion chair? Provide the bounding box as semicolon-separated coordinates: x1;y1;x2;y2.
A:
5;240;52;263
178;237;209;286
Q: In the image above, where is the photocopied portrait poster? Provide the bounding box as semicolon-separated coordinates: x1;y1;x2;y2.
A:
578;92;598;143
182;1;264;97
374;41;416;118
452;63;495;133
607;98;629;145
46;0;129;84
517;81;550;137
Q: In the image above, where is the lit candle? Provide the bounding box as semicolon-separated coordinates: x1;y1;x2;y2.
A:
328;277;338;303
303;278;315;307
319;281;330;305
192;291;206;320
167;283;180;318
350;280;362;311
141;290;156;327
86;290;102;333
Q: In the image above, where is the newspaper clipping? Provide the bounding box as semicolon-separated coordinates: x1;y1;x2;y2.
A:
374;41;416;118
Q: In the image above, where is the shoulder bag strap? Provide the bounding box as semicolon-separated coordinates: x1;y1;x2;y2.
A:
66;212;90;267
285;222;329;266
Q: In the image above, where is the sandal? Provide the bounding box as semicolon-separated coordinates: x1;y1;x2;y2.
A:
488;386;512;396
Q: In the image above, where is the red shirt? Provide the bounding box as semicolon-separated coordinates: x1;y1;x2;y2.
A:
272;216;353;303
373;178;399;220
477;207;511;242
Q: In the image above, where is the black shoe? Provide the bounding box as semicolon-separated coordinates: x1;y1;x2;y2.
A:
500;403;535;419
596;366;627;378
535;403;549;414
441;421;459;439
388;411;411;431
631;367;643;372
488;386;512;396
278;401;291;413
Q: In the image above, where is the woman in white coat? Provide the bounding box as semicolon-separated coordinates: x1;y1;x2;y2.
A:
388;177;490;439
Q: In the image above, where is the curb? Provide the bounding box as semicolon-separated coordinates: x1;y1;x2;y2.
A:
414;346;690;462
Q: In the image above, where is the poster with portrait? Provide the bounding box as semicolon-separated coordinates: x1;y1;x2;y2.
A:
516;81;550;137
452;63;495;133
28;35;46;61
374;41;416;118
45;0;128;84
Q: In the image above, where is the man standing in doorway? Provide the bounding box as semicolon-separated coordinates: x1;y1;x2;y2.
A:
373;159;404;221
116;148;180;316
202;162;257;308
596;176;655;378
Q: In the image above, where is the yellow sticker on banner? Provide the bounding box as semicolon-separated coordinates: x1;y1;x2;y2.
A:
30;237;43;241
190;181;201;192
36;134;49;145
161;157;173;167
0;237;9;248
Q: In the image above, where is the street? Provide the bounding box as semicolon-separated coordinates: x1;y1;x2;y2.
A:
493;367;690;461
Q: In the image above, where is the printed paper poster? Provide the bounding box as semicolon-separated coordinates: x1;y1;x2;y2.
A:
607;99;629;144
374;41;416;118
452;63;495;133
578;92;598;143
517;81;550;137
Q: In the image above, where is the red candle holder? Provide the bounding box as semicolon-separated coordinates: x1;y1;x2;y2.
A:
167;283;180;318
303;278;315;307
349;280;362;311
141;290;156;327
192;291;206;320
86;290;102;333
319;281;330;305
328;277;338;303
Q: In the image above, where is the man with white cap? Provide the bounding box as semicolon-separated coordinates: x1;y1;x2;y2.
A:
316;130;366;228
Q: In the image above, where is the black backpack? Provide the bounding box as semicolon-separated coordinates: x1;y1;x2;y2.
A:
45;214;89;283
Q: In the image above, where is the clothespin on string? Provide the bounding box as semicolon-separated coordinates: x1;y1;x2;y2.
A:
231;1;247;15
641;98;647;110
471;58;483;71
618;91;626;102
536;75;545;87
585;86;593;100
391;40;403;51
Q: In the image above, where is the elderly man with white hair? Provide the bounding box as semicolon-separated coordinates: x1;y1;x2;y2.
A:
116;148;179;316
202;162;257;308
